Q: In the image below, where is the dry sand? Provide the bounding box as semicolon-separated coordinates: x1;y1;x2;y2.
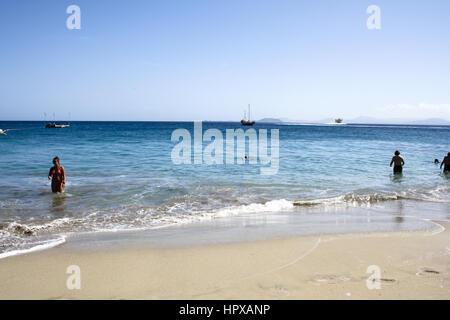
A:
0;221;449;299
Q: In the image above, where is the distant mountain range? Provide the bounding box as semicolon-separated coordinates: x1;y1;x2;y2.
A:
258;117;450;125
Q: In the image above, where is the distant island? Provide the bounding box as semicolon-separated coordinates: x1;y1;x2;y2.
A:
258;118;286;124
258;117;450;126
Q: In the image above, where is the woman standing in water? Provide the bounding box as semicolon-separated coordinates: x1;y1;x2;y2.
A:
48;156;66;193
390;150;405;174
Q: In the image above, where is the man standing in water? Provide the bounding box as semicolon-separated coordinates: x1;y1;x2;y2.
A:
440;152;450;173
48;156;66;193
390;150;405;174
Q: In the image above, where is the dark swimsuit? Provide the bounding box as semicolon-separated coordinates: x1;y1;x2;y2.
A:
393;165;403;174
444;165;450;173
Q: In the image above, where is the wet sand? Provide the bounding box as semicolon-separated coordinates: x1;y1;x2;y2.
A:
0;221;449;299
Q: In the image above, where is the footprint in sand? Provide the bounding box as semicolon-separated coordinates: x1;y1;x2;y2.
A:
380;278;397;284
312;274;337;285
257;283;290;297
365;276;397;283
416;267;440;277
312;274;352;285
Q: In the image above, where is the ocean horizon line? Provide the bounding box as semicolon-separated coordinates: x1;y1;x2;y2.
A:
1;119;450;126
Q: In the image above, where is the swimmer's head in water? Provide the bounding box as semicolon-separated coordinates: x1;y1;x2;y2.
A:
53;156;60;165
435;159;440;164
394;150;400;156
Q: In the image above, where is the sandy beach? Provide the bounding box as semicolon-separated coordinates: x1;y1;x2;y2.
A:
0;221;449;300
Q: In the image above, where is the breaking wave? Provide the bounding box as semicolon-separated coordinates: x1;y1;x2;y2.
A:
0;185;448;259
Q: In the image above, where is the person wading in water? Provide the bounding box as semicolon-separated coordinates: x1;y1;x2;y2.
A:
441;152;450;173
390;150;405;174
48;156;66;193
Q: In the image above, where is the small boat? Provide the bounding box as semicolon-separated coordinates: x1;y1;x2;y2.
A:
325;118;346;125
44;112;71;128
0;128;22;135
45;122;70;128
241;104;255;126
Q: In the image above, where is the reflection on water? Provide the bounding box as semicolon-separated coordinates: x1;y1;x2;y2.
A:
393;200;405;224
390;173;404;183
51;194;66;213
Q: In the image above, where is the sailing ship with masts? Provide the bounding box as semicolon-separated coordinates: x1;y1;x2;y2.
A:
241;104;255;126
44;112;71;128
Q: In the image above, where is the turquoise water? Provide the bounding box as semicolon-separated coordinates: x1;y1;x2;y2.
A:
0;121;449;256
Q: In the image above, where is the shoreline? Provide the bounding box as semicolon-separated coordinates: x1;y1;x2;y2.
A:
0;220;449;299
2;197;448;260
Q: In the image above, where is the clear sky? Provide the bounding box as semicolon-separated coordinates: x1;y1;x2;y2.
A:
0;0;449;121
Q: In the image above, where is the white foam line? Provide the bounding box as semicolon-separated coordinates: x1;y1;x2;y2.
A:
0;236;66;260
424;220;446;236
394;215;447;236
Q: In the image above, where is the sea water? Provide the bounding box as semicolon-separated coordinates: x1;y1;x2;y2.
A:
0;121;449;257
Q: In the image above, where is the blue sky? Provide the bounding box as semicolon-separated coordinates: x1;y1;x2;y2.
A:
0;0;449;121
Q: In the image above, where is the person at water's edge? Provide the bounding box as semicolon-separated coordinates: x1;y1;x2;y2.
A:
48;156;66;193
390;150;404;174
441;152;450;173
